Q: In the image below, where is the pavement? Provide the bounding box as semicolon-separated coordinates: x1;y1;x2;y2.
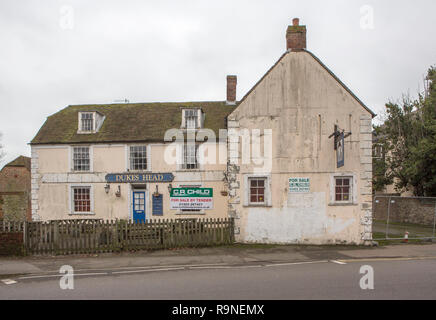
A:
1;242;436;278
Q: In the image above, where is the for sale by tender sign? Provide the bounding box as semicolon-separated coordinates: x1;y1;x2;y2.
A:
170;187;213;210
289;177;310;193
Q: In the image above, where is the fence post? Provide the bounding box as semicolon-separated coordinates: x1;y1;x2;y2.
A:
386;196;392;239
433;201;436;239
230;217;235;243
53;221;59;254
23;220;27;255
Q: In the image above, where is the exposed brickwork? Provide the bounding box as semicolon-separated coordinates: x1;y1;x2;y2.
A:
226;75;237;105
0;157;32;221
0;232;24;256
286;18;307;51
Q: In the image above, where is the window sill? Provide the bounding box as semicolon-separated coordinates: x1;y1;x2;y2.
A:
175;211;206;215
328;203;358;206
176;169;203;172
69;212;95;215
243;204;272;208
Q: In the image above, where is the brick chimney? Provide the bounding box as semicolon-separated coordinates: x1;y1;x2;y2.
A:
226;75;237;105
286;18;306;51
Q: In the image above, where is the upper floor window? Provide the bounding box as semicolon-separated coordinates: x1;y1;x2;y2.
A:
73;146;90;171
185;109;198;129
373;144;384;159
77;111;105;134
182;144;199;169
80;112;94;132
129;145;147;171
182;109;204;129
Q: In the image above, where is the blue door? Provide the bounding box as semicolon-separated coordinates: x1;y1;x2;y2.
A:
133;191;146;223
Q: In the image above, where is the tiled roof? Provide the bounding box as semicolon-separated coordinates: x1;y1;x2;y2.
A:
31;102;236;145
4;156;31;170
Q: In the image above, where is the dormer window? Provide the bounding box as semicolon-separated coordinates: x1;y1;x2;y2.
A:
181;108;203;129
81;112;94;132
77;111;105;134
185;109;198;129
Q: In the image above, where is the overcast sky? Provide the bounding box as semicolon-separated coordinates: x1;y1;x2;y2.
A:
0;0;435;168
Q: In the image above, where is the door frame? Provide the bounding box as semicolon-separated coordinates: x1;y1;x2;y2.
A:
129;184;148;222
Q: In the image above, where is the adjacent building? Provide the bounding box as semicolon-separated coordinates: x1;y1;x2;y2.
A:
30;18;375;244
0;156;31;221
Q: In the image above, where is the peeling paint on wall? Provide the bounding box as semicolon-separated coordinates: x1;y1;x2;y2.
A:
244;192;357;244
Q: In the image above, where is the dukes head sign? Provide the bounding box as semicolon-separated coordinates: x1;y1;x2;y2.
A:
105;173;174;183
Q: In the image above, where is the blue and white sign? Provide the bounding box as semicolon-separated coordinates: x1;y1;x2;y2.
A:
105;173;174;183
337;132;344;168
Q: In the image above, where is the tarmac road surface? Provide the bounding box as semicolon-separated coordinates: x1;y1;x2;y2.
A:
1;257;436;300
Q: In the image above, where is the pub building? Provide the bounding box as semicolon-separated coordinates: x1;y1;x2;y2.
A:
30;19;375;244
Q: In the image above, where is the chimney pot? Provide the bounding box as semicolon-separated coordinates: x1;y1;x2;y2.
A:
286;17;306;51
226;75;237;105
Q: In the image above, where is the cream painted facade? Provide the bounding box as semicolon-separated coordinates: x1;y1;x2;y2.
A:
31;143;229;221
226;50;374;245
31;19;374;244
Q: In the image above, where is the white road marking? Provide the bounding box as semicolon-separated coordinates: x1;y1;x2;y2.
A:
338;256;436;263
112;267;185;274
1;279;17;285
330;260;347;265
189;266;234;270
264;260;329;267
18;272;108;280
21;263;230;276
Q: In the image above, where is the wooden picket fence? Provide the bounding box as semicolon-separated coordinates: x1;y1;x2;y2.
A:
0;220;25;232
16;218;234;255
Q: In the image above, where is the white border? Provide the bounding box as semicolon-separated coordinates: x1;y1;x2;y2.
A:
69;145;93;172
329;172;358;205
68;184;95;215
243;173;272;207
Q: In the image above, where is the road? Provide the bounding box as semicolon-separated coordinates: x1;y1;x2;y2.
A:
1;258;436;299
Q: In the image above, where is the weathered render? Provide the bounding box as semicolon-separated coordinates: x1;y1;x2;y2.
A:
227;48;374;245
30;18;375;245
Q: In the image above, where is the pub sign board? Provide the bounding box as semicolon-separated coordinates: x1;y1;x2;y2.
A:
170;187;213;210
336;132;344;168
105;173;174;183
152;194;163;216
